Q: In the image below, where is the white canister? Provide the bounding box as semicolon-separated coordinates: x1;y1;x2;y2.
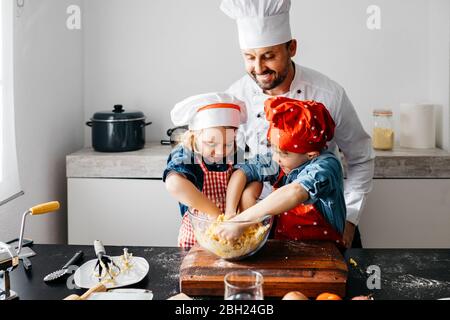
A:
399;103;436;149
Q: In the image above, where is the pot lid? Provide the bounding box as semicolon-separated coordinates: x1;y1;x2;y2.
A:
92;105;145;121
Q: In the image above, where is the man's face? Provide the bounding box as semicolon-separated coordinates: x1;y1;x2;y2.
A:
242;41;296;91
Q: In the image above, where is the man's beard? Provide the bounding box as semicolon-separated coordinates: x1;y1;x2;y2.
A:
249;63;290;91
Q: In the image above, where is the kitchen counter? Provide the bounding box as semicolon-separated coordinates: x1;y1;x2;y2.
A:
374;147;450;178
5;244;450;300
67;143;450;179
66;143;171;179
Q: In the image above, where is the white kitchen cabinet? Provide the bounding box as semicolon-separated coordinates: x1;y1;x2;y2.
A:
68;179;450;248
68;178;181;246
359;179;450;248
66;145;450;248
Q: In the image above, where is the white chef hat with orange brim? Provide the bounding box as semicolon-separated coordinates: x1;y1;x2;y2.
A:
171;92;247;131
220;0;292;49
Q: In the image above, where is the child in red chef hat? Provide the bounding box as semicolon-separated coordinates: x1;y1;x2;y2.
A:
220;97;346;247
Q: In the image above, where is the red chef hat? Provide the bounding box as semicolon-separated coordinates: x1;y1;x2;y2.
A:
265;97;335;154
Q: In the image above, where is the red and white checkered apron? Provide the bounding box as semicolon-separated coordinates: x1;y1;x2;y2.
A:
271;171;344;249
178;160;233;248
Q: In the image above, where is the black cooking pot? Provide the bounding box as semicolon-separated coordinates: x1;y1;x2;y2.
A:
86;105;152;152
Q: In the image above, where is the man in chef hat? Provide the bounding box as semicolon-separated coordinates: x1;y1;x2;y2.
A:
220;0;375;248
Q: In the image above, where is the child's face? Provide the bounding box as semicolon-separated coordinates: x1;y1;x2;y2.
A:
196;127;237;163
270;129;319;174
271;144;309;174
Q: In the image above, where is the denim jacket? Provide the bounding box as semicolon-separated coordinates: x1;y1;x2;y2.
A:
163;144;245;216
235;151;346;234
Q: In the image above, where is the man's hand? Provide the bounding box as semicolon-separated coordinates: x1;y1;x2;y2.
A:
342;221;356;249
343;221;356;249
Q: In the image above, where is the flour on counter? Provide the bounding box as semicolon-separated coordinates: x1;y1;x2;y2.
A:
389;274;449;289
150;251;182;281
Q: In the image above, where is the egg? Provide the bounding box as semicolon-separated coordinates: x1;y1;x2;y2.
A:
282;291;309;300
351;295;374;300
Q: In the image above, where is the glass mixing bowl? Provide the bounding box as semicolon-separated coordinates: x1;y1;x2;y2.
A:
187;208;273;261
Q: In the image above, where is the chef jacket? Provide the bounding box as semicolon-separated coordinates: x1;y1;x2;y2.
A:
227;63;375;226
235;150;346;234
163;144;245;216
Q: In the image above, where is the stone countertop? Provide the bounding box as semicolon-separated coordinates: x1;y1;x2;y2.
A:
66;143;450;179
66;143;171;179
373;147;450;178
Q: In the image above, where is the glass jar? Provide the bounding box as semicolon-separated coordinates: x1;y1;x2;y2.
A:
372;109;394;150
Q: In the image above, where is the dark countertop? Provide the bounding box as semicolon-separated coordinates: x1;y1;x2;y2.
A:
4;244;450;300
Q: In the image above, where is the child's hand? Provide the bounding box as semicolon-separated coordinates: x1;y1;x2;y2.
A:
224;209;238;220
215;219;248;242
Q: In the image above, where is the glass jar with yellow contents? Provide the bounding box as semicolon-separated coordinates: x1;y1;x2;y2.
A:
372;109;394;150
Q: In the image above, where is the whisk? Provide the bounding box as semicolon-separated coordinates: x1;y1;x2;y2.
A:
93;240;120;281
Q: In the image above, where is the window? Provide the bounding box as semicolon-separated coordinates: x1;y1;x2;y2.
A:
0;0;22;206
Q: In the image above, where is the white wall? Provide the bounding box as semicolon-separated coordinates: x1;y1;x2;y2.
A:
83;0;450;150
83;0;244;146
0;0;84;244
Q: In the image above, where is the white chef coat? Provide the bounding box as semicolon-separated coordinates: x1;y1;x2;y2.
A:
226;63;375;226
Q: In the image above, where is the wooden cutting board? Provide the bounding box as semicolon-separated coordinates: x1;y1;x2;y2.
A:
179;240;348;298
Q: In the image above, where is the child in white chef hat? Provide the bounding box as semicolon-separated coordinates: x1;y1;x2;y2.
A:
163;92;250;248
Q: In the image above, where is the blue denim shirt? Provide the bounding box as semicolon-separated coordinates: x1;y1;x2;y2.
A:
235;151;346;234
163;144;245;216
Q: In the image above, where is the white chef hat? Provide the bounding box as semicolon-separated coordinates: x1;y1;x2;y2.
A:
171;92;247;131
220;0;292;49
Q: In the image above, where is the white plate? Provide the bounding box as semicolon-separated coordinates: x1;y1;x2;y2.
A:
87;289;153;300
74;256;149;289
